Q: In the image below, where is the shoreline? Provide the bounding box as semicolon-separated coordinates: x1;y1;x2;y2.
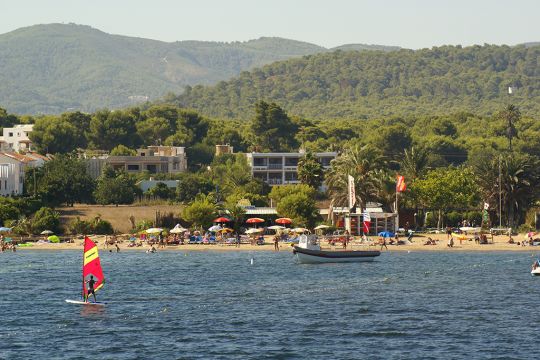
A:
11;232;540;253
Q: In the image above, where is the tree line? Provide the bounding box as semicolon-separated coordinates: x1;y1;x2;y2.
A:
0;95;538;232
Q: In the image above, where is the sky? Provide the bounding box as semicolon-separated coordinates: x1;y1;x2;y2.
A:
1;0;539;49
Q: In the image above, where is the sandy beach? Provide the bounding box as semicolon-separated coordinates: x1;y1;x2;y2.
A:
11;232;540;253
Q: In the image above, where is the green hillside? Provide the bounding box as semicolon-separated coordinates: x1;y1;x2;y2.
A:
174;44;540;120
0;23;396;114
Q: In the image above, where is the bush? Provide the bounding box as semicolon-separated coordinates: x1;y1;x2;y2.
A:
68;216;114;235
445;211;461;227
0;203;21;226
68;217;93;235
93;219;114;235
517;224;534;233
32;207;61;234
135;219;154;232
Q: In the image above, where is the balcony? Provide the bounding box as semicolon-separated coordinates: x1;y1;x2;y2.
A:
267;163;283;169
267;178;283;185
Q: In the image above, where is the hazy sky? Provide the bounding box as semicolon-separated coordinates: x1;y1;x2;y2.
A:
2;0;538;48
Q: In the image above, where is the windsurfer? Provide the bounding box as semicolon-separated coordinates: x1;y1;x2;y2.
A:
85;275;97;303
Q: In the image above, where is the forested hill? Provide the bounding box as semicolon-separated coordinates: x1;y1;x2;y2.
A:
174;45;540;120
0;24;398;114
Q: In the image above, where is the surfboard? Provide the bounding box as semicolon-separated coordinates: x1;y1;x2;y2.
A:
65;299;106;306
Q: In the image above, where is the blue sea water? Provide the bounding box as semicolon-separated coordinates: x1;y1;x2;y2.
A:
1;250;540;359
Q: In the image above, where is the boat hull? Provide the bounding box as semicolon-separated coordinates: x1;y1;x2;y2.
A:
293;246;380;264
531;268;540;276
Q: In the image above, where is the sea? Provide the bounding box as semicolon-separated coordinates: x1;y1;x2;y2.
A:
1;249;539;359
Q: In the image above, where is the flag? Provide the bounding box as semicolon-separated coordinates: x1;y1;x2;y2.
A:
348;175;356;211
483;202;490;210
396;175;406;192
363;211;371;234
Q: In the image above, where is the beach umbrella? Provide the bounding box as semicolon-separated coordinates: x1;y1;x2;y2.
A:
246;218;265;224
378;231;395;238
208;225;223;232
170;225;187;234
40;230;53;235
268;225;285;230
47;235;60;243
314;225;330;230
275;218;292;225
0;227;12;232
292;227;308;233
245;228;263;234
213;217;231;223
146;228;163;234
219;228;234;233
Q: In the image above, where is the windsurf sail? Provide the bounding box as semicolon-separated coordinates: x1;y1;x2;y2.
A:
82;236;104;299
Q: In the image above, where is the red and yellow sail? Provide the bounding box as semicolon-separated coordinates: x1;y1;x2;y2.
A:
82;236;104;297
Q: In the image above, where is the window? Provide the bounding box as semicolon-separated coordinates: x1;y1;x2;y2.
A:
8;132;13;137
127;164;140;171
285;172;298;181
285;157;299;166
253;157;266;166
146;164;157;173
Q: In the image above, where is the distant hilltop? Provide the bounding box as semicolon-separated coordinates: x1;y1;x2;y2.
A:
0;23;399;114
172;44;540;120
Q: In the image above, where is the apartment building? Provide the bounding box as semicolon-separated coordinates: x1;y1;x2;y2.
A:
245;151;337;186
0;124;34;152
0;152;47;196
86;146;187;179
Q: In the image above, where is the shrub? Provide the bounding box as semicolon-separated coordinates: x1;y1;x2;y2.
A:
32;207;61;234
68;217;93;235
68;216;114;235
93;219;114;235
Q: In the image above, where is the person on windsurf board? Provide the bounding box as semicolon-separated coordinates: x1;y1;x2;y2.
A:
84;275;98;303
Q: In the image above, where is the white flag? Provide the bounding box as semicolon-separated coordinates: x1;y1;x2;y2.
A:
348;175;356;210
363;211;371;222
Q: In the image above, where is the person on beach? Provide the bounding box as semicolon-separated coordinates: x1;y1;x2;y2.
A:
273;235;279;251
447;236;454;248
115;243;120;252
85;275;97;303
343;230;350;249
236;233;241;248
380;237;388;250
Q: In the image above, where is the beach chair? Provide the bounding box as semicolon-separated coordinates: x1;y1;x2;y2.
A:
188;235;197;244
208;236;216;244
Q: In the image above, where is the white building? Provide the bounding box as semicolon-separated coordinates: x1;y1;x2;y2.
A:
245;151;337;186
0;124;34;152
86;146;187;179
0;152;46;196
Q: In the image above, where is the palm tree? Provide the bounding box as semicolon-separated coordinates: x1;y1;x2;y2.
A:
474;153;540;228
298;152;324;188
326;144;385;211
497;104;520;151
399;147;429;181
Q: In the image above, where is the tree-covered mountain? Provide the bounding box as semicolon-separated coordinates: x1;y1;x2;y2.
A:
0;23;397;114
173;44;540;120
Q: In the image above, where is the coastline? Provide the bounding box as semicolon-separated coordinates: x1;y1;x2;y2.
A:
11;233;540;253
